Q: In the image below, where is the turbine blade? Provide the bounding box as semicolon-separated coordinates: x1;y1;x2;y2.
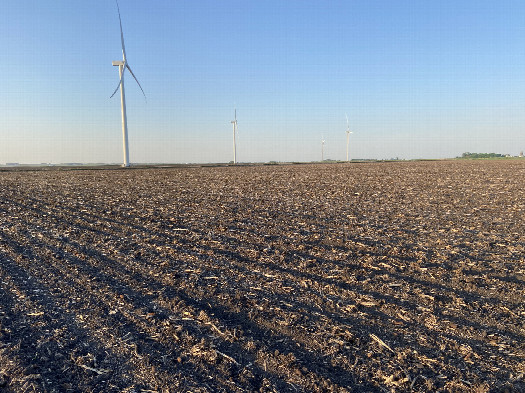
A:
115;0;127;60
110;84;120;99
110;64;127;98
126;64;147;100
110;80;122;98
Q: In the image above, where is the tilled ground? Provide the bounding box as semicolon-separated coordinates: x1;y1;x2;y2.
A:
0;160;524;393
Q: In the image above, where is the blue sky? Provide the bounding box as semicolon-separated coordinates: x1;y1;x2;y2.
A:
1;0;524;164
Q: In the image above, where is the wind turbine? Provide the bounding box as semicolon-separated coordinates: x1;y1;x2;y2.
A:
231;109;238;164
321;135;325;162
345;114;353;162
110;0;146;168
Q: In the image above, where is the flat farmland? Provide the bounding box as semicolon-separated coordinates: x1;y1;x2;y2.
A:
0;160;524;393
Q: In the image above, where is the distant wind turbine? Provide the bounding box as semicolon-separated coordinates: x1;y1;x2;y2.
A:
110;0;146;168
231;109;238;164
345;114;353;162
321;135;325;162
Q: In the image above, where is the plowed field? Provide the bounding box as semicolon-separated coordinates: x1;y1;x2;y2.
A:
0;160;524;392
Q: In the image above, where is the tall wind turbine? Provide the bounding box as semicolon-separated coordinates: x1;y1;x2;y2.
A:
231;109;238;164
321;135;325;162
345;114;353;162
110;0;146;168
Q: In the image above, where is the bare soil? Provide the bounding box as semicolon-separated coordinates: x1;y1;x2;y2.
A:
0;160;524;392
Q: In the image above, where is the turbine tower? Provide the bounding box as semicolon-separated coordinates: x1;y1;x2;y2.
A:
345;114;353;162
110;0;146;167
321;135;325;162
231;109;238;164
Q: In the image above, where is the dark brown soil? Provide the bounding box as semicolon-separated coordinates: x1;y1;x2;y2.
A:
0;160;524;392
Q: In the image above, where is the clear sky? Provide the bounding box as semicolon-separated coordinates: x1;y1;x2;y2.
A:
1;0;525;164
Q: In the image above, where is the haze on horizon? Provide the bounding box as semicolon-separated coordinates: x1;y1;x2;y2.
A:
1;0;524;164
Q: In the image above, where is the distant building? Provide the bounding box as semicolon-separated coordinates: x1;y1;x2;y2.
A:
6;163;19;166
520;151;524;157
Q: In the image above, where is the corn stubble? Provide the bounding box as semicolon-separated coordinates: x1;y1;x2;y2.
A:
0;160;524;392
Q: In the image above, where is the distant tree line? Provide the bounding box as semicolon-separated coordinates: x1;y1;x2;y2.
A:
459;152;506;159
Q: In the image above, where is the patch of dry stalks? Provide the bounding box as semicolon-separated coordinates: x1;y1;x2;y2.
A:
0;160;524;392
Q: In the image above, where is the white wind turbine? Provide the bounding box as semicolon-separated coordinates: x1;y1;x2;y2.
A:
321;135;325;162
110;0;146;168
345;114;353;162
231;109;238;164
